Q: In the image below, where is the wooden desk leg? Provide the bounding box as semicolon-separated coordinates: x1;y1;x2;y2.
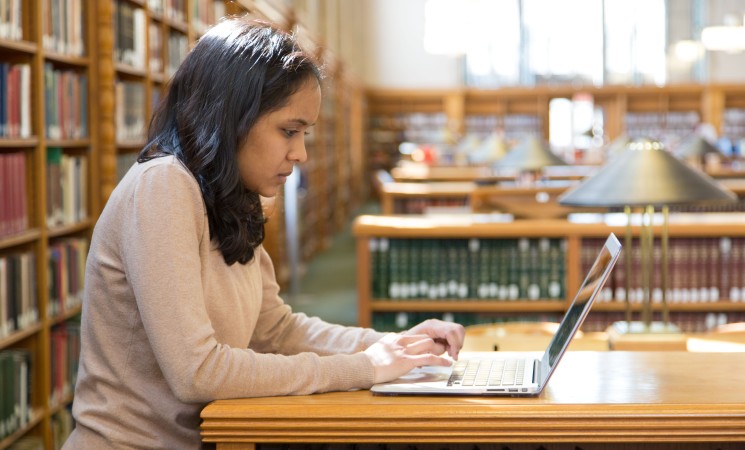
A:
216;443;255;450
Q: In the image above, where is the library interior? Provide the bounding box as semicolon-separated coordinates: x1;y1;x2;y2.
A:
3;0;745;449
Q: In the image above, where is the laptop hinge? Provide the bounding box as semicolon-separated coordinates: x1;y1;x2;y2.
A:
532;359;539;384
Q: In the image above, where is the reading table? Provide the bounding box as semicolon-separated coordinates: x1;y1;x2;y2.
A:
201;351;745;449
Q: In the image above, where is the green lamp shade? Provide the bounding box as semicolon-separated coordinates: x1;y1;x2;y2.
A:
559;140;737;207
674;135;722;159
495;135;567;171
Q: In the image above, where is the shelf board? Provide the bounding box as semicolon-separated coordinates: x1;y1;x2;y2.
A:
369;300;745;315
49;305;83;327
117;139;147;150
46;139;92;149
44;51;90;67
115;63;147;77
0;407;44;450
0;137;39;148
48;219;93;238
0;228;42;249
370;300;567;313
0;322;43;348
0;38;37;54
594;301;745;312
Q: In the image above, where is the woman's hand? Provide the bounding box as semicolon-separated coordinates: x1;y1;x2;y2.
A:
404;318;465;360
363;319;465;384
363;333;454;384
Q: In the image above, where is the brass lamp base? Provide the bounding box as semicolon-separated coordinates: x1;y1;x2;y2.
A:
606;321;687;351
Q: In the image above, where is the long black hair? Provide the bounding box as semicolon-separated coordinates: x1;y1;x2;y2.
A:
140;17;322;265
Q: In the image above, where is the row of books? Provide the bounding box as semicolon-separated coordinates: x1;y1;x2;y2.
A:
46;148;88;227
625;111;700;150
149;22;164;73
166;30;188;76
0;349;32;440
48;238;87;318
115;80;146;143
0;250;38;339
42;0;85;56
50;319;80;407
44;63;89;140
721;108;745;142
583;237;745;304
190;0;226;35
149;0;186;23
114;0;147;69
0;151;27;238
371;311;745;334
369;238;566;301
116;151;139;183
52;407;73;450
579;311;745;333
0;62;31;139
667;200;745;213
392;198;468;215
0;0;22;41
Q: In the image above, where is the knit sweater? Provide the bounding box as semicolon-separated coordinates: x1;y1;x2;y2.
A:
63;156;384;449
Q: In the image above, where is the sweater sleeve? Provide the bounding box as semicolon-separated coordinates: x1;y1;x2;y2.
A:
248;246;386;357
119;161;382;402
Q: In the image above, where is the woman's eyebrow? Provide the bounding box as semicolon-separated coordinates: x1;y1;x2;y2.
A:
286;118;315;126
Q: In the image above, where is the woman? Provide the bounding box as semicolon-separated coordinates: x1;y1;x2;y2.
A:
64;17;464;449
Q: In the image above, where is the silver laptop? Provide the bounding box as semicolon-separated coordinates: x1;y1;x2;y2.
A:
371;233;621;397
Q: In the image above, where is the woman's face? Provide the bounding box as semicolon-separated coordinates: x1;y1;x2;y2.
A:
237;78;321;197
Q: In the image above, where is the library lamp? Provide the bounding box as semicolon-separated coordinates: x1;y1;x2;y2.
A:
558;138;737;337
494;135;568;185
674;135;726;169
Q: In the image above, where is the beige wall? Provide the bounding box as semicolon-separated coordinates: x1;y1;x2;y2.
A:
286;0;745;88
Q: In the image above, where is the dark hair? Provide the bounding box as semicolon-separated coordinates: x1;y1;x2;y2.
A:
140;17;322;265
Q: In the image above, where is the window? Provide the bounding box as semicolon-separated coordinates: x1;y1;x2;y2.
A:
464;0;667;87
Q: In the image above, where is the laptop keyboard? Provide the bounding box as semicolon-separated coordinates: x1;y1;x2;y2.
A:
447;358;526;387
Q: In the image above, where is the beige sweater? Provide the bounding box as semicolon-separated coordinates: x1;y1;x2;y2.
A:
63;156;384;449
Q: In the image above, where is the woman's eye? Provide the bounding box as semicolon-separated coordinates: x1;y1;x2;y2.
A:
283;129;299;137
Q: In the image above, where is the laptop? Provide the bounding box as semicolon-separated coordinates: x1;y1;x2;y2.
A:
371;232;622;397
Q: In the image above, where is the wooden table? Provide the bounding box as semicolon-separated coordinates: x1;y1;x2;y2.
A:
380;181;475;214
201;352;745;449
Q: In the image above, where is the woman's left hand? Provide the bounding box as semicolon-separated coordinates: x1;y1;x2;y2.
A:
403;319;465;360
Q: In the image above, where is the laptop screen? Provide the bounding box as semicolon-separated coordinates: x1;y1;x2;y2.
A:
539;233;622;384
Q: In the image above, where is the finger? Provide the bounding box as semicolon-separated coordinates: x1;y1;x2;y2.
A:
440;326;466;359
408;353;453;368
396;333;433;346
403;337;446;356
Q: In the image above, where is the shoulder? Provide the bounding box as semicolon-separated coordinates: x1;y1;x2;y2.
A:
113;155;206;219
131;156;199;197
137;155;194;181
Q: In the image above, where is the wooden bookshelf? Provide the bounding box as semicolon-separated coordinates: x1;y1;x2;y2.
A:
368;85;745;172
353;214;745;333
99;0;224;202
0;0;97;448
0;1;371;447
379;181;475;214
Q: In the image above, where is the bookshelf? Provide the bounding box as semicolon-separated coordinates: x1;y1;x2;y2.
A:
353;214;745;333
100;0;232;203
0;1;368;447
0;0;96;448
367;84;745;171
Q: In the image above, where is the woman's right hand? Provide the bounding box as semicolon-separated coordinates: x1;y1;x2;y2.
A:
363;333;453;384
